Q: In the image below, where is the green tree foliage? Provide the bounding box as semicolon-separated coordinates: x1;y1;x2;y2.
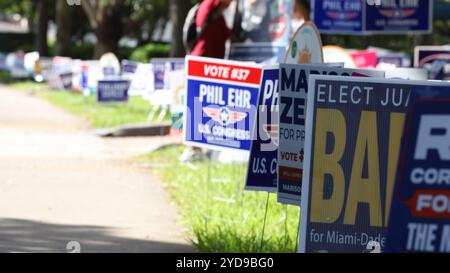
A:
80;0;171;58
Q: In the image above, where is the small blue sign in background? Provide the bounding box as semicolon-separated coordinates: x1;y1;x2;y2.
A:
313;0;432;34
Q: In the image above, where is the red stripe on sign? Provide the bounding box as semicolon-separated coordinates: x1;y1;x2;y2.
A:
279;166;303;183
405;190;450;219
188;60;262;85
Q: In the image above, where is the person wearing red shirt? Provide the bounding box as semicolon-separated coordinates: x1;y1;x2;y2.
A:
191;0;233;58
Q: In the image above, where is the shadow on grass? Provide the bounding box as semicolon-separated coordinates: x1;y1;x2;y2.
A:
0;218;195;253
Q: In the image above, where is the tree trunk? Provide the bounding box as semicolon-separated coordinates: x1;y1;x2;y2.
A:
35;0;49;56
169;0;192;57
93;10;122;59
80;0;124;59
56;0;72;56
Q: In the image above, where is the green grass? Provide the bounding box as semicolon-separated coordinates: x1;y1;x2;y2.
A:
139;146;301;253
8;82;168;128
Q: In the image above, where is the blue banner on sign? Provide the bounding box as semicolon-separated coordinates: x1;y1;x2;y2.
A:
97;80;130;103
386;96;450;253
313;0;364;34
245;68;279;191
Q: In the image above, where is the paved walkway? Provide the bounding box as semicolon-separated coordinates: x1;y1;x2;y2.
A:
0;85;193;253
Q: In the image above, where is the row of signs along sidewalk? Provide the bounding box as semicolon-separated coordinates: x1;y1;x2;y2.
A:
184;55;450;252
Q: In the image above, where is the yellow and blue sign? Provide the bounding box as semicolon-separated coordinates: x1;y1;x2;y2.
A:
299;75;449;253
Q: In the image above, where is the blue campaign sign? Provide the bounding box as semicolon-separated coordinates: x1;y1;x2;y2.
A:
313;0;364;34
415;46;450;81
299;75;450;253
121;60;139;74
151;58;185;90
184;56;263;151
312;0;433;34
97;80;130;103
366;0;432;33
386;96;450;253
245;67;279;192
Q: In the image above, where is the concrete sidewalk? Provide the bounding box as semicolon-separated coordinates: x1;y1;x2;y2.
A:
0;85;193;253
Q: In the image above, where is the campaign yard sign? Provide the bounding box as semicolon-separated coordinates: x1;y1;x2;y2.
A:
313;0;432;34
277;64;384;206
60;72;73;90
285;22;323;64
127;64;155;97
97;80;130;103
386;95;450;253
414;46;450;81
185;56;263;151
245;66;279;192
365;0;432;34
151;58;185;90
299;75;450;253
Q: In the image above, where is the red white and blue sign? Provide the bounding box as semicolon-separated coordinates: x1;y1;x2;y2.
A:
184;56;263;151
97;80;130;103
312;0;432;35
245;66;279;192
386;94;450;253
